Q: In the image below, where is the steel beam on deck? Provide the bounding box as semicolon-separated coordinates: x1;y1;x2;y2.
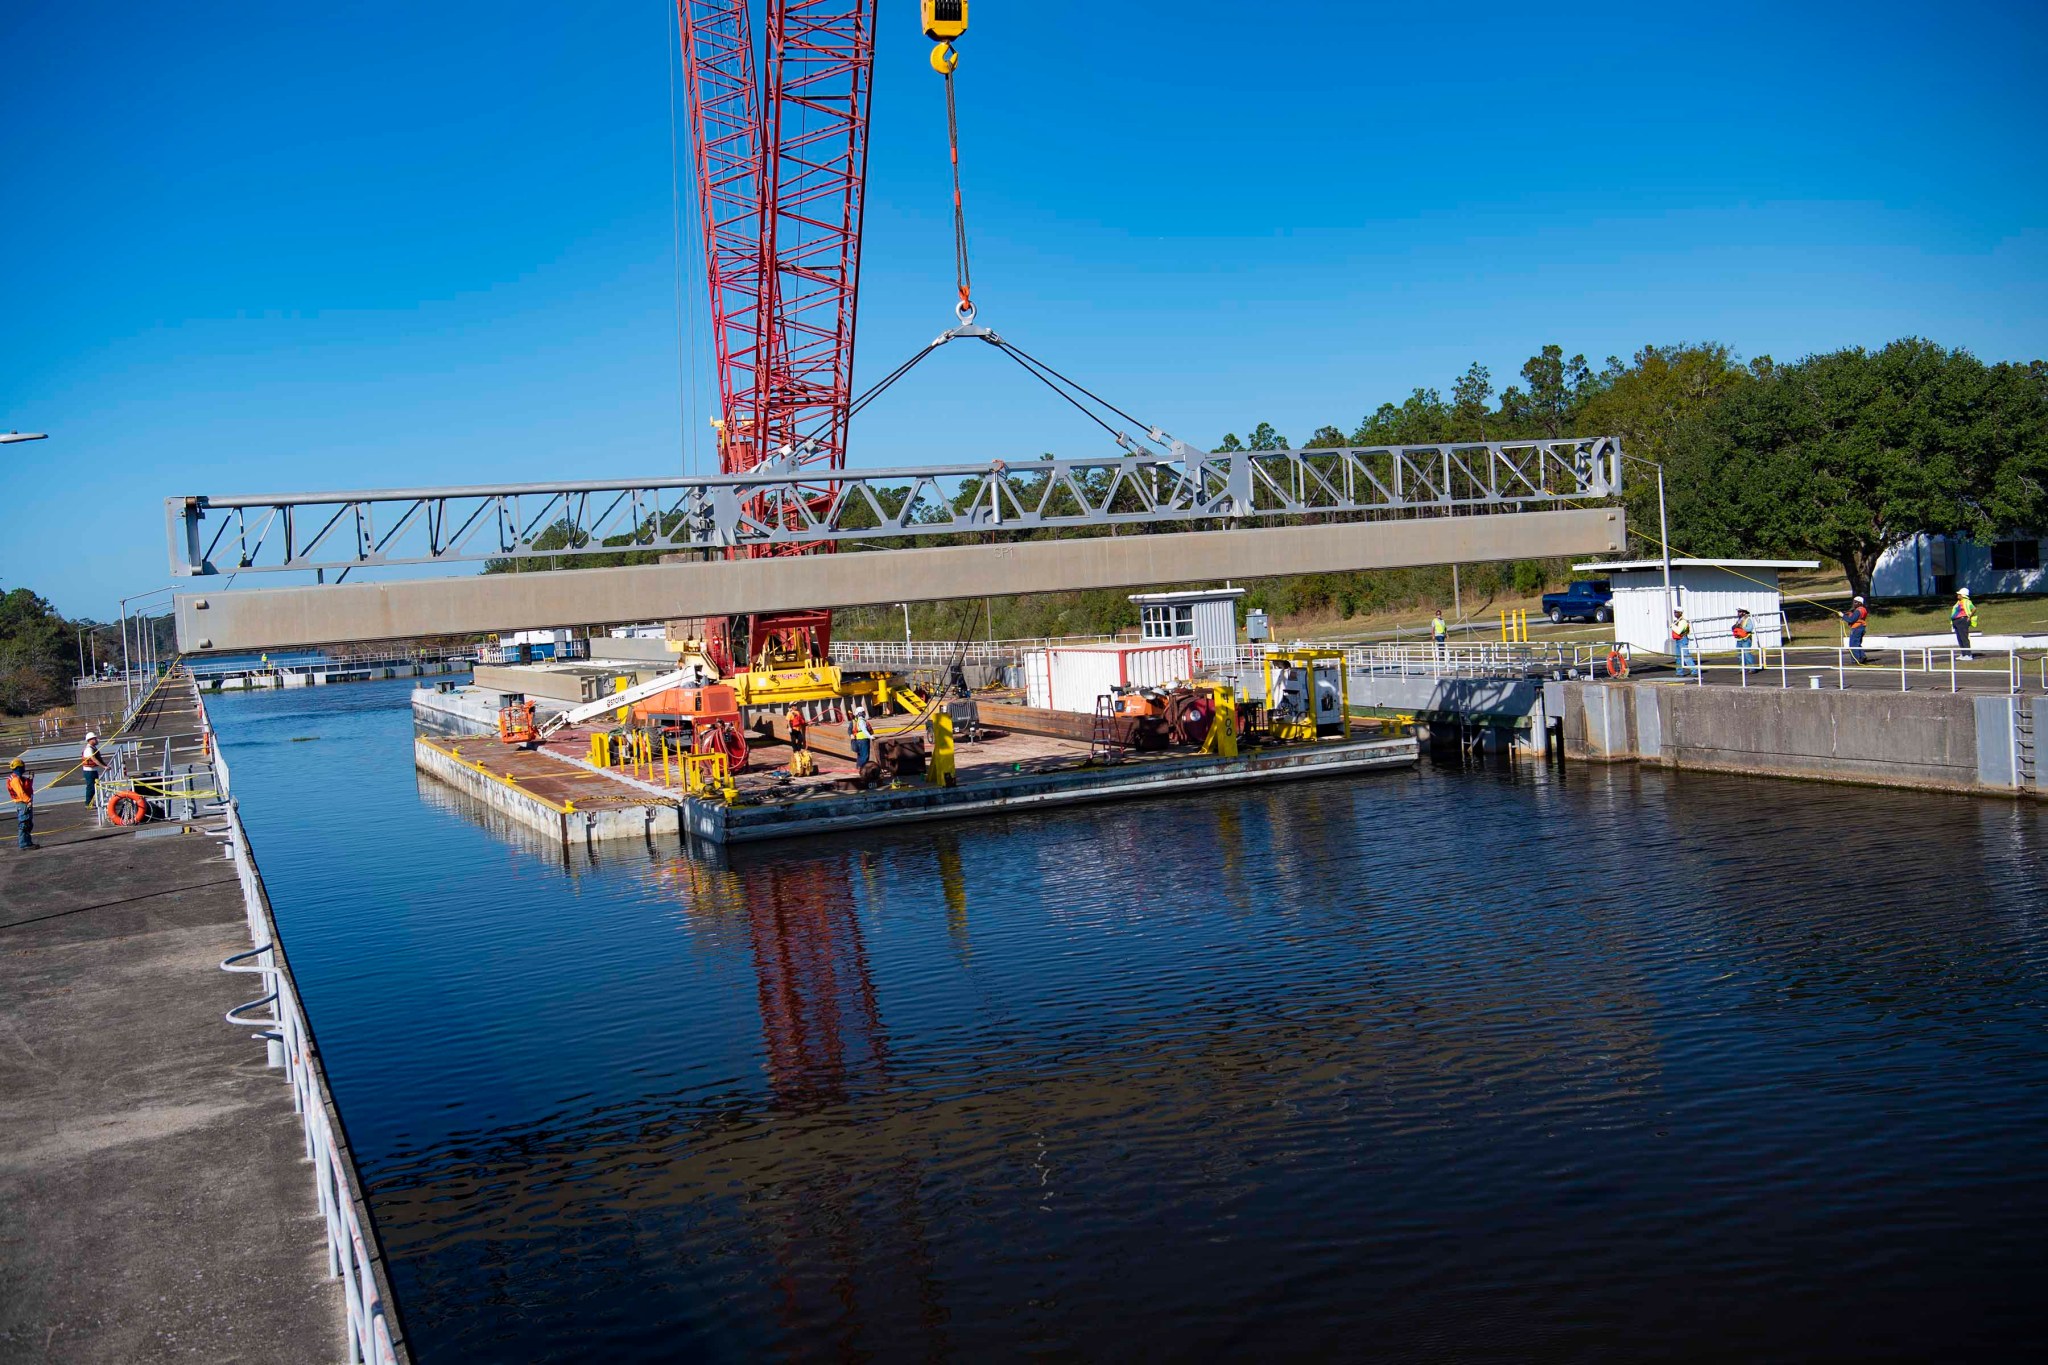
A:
174;506;1626;652
164;438;1622;576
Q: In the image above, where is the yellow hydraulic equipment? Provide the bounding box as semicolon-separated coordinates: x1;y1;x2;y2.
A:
929;710;957;787
1197;681;1239;759
1264;649;1350;743
613;675;634;723
682;752;738;802
788;748;817;778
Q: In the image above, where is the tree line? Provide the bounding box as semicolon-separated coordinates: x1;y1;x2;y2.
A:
1243;337;2046;601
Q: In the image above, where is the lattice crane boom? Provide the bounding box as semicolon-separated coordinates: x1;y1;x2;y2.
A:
677;1;878;557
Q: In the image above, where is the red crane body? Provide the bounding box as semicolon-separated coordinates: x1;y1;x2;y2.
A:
677;0;879;558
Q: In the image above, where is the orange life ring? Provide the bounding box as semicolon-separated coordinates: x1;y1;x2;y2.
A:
108;790;147;826
1606;648;1629;679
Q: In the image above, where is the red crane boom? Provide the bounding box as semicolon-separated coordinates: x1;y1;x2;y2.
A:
678;0;879;557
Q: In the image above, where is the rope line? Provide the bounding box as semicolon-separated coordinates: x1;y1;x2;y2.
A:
943;65;972;318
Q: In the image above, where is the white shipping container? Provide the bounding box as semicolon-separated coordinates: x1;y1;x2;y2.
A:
1023;643;1195;712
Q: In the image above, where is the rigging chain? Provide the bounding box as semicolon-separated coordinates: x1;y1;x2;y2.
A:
933;42;974;324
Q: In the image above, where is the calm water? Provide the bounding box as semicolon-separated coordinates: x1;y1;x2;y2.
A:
213;679;2048;1361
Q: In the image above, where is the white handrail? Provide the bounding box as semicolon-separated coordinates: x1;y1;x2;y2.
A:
196;691;407;1365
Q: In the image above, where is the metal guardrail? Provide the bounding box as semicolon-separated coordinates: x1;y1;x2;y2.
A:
1206;640;1616;682
166;437;1623;575
829;636;1115;669
1672;642;2043;694
198;699;408;1365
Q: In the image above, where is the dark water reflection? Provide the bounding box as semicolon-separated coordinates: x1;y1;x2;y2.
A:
213;680;2048;1361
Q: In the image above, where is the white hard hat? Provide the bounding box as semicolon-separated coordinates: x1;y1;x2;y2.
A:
1853;595;1864;603
1958;587;1971;596
84;730;97;740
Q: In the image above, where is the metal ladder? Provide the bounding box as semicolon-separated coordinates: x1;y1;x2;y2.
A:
2014;701;2036;788
1090;694;1125;763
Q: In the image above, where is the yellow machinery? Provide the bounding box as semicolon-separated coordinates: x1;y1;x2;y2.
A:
929;709;957;787
1263;649;1349;743
1196;680;1239;758
921;0;966;41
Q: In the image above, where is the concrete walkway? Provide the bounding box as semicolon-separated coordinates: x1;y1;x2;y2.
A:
0;683;345;1362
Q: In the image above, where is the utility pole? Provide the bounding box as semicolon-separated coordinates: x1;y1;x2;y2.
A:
1656;461;1674;628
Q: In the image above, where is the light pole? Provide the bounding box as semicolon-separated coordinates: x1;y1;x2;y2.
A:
900;602;913;649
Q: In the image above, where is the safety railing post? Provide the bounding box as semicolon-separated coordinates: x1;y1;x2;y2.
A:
1837;649;1845;690
1952;650;1958;693
1900;650;1908;693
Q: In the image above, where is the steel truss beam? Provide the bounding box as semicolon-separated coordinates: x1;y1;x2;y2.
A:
164;437;1622;578
174;507;1628;652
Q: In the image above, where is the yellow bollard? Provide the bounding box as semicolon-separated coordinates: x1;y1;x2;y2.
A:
1204;687;1239;758
929;711;957;787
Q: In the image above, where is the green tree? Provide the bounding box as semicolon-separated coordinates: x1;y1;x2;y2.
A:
1573;343;1758;558
1499;344;1596;437
1450;362;1494;440
0;588;75;716
1700;338;2041;596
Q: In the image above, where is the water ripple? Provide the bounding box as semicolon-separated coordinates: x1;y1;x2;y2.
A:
210;680;2048;1362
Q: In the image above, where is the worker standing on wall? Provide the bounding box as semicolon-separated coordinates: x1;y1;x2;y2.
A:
1431;609;1447;659
1842;595;1870;665
1671;610;1696;677
79;730;105;812
851;709;874;769
1732;609;1756;673
8;758;36;850
1952;588;1979;660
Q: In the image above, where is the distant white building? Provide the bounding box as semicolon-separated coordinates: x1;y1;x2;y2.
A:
1871;532;2047;599
1572;559;1818;655
1128;587;1243;668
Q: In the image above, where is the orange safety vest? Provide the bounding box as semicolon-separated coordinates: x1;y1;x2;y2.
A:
1732;619;1752;640
1671;619;1690;641
7;772;31;804
786;708;807;732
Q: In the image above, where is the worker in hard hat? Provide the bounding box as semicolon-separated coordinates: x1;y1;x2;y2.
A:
1731;608;1757;673
1842;595;1870;665
1430;608;1447;660
7;757;36;850
851;708;874;770
79;730;105;813
785;705;808;759
1952;588;1979;660
1670;610;1696;677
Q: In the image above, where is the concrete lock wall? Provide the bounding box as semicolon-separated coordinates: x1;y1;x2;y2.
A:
1562;681;2023;794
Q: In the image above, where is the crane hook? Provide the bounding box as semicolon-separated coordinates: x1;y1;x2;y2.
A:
930;41;958;75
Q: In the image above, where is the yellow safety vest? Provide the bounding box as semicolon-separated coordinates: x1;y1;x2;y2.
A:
1430;616;1446;637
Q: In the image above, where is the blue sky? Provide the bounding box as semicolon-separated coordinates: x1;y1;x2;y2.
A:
3;0;2044;619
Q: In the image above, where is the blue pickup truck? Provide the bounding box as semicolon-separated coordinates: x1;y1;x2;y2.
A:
1540;578;1613;624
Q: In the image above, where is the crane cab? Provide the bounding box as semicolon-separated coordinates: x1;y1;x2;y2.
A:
921;1;967;42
